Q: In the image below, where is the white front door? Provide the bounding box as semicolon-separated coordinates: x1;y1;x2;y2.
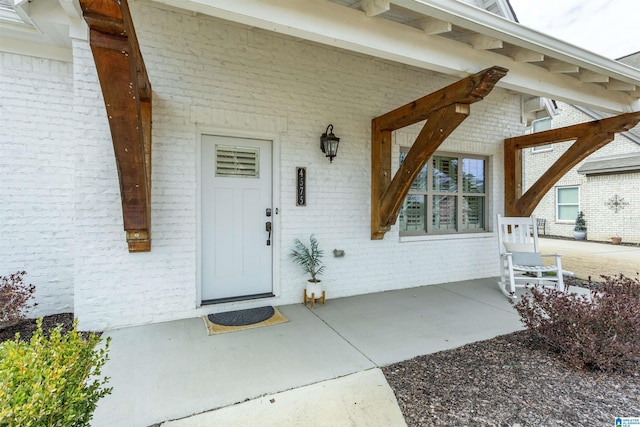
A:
201;135;273;302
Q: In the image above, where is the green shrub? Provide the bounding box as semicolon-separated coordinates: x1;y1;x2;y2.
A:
0;319;112;426
573;211;586;232
513;274;640;372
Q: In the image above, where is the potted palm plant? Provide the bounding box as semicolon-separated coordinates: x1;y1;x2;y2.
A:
289;235;325;306
573;211;586;240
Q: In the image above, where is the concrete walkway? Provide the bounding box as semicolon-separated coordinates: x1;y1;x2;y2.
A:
162;369;405;427
91;279;523;427
90;239;638;426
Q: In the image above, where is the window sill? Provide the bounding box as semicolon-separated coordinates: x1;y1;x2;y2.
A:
531;148;553;153
400;232;495;243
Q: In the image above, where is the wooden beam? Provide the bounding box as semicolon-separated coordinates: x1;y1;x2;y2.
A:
376;66;508;131
468;34;503;50
80;0;153;252
371;120;393;239
579;70;609;83
379;103;469;227
503;138;519;216
416;17;452;35
606;80;636;91
508;48;544;63
371;66;507;239
515;133;614;217
546;61;579;74
507;111;640;148
360;0;389;17
504;111;640;216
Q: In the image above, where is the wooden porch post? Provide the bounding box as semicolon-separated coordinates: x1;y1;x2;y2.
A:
504;111;640;217
371;66;508;239
80;0;153;252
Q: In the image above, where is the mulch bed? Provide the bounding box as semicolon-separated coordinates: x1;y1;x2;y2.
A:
382;330;640;426
0;313;92;343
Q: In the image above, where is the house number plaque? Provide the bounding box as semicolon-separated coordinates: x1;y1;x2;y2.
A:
296;167;306;206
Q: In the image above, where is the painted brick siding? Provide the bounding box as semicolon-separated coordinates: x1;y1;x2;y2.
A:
582;172;640;242
523;102;640;243
67;3;523;330
0;52;75;317
72;38;199;331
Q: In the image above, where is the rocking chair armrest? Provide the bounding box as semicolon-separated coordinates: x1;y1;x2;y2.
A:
540;253;563;258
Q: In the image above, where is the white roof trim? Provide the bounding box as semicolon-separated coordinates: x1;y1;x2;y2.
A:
395;0;640;87
0;36;72;61
152;0;639;113
0;0;81;58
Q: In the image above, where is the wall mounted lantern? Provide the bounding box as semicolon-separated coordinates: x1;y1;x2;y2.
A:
320;124;340;163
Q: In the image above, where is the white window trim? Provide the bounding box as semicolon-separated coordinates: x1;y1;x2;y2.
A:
531;117;553;153
555;185;580;223
531;145;553;153
399;231;495;243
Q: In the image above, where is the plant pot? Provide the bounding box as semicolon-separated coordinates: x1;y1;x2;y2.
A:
304;280;325;309
610;236;622;245
573;231;586;240
305;280;323;298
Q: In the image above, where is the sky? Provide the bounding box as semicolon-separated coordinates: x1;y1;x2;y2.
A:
509;0;639;60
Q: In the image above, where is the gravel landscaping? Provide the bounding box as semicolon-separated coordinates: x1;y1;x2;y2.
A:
382;330;639;427
382;276;639;426
0;312;80;343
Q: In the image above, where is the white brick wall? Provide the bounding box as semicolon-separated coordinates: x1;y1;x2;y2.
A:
0;52;75;317
581;173;640;243
523;102;640;242
6;3;524;330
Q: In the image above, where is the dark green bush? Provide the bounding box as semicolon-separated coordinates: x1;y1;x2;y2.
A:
0;319;112;426
513;274;640;372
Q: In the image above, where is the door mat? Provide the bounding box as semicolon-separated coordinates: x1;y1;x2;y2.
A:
203;306;288;335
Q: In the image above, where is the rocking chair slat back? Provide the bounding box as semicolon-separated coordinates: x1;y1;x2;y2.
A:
497;215;539;252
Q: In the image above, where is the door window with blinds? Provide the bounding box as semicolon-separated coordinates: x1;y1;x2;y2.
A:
215;145;260;178
399;150;488;235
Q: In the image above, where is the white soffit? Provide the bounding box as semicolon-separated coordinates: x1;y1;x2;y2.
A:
151;0;640;112
0;0;82;62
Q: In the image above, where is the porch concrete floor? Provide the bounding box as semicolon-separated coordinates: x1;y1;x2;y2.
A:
91;278;523;427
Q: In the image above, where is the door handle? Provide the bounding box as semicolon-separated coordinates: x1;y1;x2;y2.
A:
266;221;272;246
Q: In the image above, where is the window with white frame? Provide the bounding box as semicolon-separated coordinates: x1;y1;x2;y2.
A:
531;117;553;153
556;186;579;221
398;150;488;235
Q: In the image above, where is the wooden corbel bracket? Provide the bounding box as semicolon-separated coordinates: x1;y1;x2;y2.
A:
80;0;153;252
371;66;508;239
504;111;640;217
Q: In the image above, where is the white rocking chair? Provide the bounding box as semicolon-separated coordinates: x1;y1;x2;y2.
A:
496;215;565;298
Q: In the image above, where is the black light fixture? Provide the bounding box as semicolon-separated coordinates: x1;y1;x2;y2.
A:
320;124;340;163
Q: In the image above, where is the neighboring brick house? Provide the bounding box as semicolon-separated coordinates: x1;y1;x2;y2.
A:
2;0;639;330
523;52;640;244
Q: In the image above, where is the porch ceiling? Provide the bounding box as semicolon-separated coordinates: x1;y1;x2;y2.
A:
150;0;640;113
